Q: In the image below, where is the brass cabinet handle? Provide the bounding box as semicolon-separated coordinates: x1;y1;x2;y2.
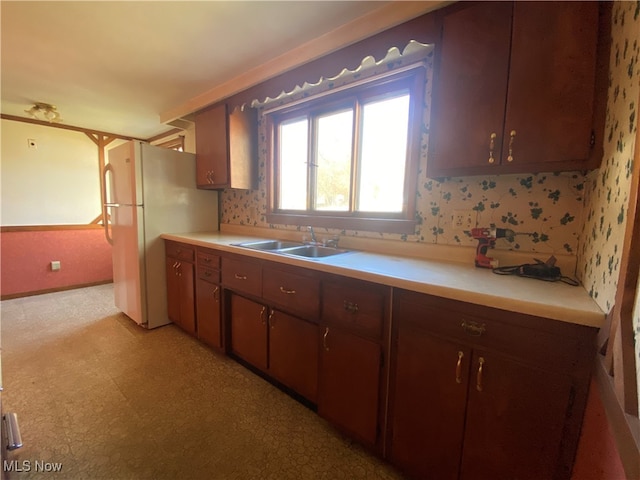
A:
268;309;275;329
507;130;516;162
488;132;497;164
206;171;214;184
456;351;464;384
204;270;212;277
476;357;485;392
212;286;219;301
260;306;266;325
461;320;486;337
323;326;330;351
343;300;359;314
234;273;247;280
176;262;182;277
279;286;296;295
203;257;212;263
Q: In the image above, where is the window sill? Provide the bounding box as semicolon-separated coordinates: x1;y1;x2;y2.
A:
266;213;417;235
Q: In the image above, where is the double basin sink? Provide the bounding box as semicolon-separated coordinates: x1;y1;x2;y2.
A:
233;240;351;259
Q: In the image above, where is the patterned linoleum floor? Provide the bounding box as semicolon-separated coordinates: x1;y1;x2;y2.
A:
0;284;404;479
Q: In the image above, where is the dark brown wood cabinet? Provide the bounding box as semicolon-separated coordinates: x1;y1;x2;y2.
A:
388;289;597;480
165;241;196;335
429;1;602;177
318;276;390;450
163;239;599;477
195;102;257;190
195;248;222;349
229;293;268;371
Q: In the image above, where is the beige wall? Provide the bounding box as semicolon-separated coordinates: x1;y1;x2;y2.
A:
0;119;101;225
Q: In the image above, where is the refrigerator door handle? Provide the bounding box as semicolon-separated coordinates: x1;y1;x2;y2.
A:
103;164;114;246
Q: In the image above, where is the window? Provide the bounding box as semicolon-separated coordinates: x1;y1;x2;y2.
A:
265;67;425;234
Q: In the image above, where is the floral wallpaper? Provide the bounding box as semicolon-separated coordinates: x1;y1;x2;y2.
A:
577;0;639;410
221;1;640;405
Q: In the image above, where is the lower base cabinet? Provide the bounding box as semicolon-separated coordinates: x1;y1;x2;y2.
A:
388;289;596;480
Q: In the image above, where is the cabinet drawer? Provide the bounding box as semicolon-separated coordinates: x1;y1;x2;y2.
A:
394;290;590;373
198;266;220;284
222;257;262;297
165;241;194;262
197;248;220;268
322;279;387;339
263;267;320;319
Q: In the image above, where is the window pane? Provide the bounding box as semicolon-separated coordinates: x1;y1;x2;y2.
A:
279;118;308;210
315;109;353;211
358;94;410;212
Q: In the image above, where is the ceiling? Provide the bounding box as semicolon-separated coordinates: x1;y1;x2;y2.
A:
1;1;439;140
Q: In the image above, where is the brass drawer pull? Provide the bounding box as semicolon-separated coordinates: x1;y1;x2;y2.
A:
279;286;296;295
268;309;275;328
476;357;485;392
507;130;516;162
488;132;497;164
456;351;464;384
323;326;330;351
204;270;212;277
343;300;359;314
461;320;486;337
234;273;247;280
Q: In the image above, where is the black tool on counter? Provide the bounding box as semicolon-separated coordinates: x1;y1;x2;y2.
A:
492;255;580;286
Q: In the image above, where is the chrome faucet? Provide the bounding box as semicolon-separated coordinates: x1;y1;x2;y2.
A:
307;226;318;244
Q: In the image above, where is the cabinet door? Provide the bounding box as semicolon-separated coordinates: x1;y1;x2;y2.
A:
229;294;268;371
390;327;470;480
431;2;512;174
504;2;598;168
196;278;221;349
460;350;574;480
195;103;228;188
177;261;196;335
268;310;319;402
166;257;181;326
318;326;381;446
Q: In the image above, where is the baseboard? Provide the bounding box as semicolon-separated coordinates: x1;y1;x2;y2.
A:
1;280;113;301
594;355;640;480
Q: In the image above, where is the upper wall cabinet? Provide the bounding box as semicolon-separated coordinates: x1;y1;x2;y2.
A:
195;103;258;190
428;1;603;178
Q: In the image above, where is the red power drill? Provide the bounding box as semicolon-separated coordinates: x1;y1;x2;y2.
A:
470;227;517;269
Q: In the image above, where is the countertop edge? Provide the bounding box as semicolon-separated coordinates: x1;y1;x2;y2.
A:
161;232;605;329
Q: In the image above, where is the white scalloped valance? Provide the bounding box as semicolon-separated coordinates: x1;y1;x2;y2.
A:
250;40;433;110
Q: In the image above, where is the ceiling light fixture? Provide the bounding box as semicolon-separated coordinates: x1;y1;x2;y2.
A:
24;102;63;123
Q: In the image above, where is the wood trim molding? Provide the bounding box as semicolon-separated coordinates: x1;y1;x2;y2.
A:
0;280;113;301
0;113;145;142
1;225;104;232
159;1;449;124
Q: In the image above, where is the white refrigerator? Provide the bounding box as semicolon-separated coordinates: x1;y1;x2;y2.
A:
104;141;217;329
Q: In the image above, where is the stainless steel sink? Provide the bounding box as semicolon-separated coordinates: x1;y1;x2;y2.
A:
233;240;350;259
279;245;350;258
233;240;305;251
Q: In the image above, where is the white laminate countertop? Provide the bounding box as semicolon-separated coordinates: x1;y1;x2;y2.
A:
161;232;605;329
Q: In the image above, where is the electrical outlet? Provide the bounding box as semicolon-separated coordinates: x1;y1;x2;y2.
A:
453;210;476;231
51;261;61;271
